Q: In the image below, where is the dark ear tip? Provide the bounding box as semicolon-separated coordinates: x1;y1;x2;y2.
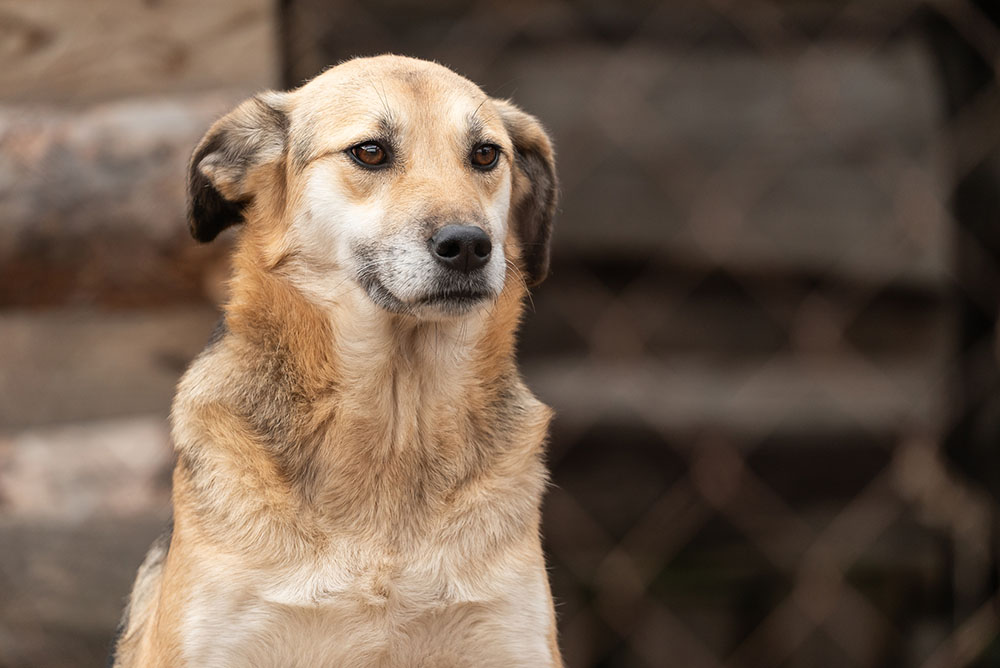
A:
529;268;550;288
524;247;552;288
187;193;247;242
188;215;221;243
187;155;247;242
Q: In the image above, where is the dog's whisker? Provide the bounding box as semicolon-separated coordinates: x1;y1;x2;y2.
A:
505;259;535;313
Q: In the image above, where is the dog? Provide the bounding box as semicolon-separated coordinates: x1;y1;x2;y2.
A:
108;55;560;667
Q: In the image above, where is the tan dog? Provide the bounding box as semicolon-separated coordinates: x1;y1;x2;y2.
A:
109;55;560;667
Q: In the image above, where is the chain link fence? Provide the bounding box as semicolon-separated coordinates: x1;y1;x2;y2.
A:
281;1;1000;666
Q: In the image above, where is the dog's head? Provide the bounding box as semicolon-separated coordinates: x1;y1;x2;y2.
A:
188;55;556;319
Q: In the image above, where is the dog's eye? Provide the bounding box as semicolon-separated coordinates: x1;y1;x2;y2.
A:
349;142;388;168
471;144;500;170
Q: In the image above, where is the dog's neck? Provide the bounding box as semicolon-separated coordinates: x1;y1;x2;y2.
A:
222;251;526;455
206;253;536;535
172;245;546;552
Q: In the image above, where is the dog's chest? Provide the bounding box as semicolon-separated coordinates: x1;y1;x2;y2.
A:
179;541;552;667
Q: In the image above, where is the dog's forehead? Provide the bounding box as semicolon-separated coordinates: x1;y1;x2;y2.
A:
288;56;504;161
310;56;483;98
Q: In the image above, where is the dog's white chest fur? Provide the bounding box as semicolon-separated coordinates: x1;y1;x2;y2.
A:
178;541;554;667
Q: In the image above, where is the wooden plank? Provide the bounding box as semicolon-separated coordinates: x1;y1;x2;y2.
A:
0;94;238;306
0;417;172;666
496;41;948;286
0;517;167;666
283;0;931;83
0;307;218;430
0;0;277;104
0;416;172;522
525;356;947;440
286;2;950;285
520;263;953;362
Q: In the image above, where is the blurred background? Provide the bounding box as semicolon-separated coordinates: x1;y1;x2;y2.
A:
2;1;1000;666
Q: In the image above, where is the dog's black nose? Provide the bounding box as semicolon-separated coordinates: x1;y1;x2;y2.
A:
430;225;492;273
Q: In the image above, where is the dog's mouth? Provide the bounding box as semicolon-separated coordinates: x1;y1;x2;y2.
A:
357;270;493;316
415;289;492;305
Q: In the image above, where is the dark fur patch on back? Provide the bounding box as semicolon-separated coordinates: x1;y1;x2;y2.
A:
106;618;126;668
106;522;173;666
207;315;229;347
151;520;174;564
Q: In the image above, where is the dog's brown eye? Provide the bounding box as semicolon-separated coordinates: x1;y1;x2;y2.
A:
350;142;388;167
471;144;499;170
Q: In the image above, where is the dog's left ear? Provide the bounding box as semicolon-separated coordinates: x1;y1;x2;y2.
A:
495;100;558;287
187;92;289;242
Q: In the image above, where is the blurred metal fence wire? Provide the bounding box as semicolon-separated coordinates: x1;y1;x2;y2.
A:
279;1;1000;666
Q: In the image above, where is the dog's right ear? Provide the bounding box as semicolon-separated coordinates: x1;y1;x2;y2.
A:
493;100;558;288
187;92;289;242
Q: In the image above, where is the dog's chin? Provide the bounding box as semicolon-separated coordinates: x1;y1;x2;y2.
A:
412;289;495;317
359;274;494;319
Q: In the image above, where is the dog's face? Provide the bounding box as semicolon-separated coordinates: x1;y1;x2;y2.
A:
187;56;556;319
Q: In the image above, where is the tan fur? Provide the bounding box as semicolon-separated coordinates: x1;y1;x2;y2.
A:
112;55;562;667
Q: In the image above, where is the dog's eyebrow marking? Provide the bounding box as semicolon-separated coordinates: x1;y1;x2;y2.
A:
468;112;487;140
370;77;393;121
365;109;400;141
292;108;401;168
361;77;402;144
467;100;505;144
466;108;504;154
470;97;489;123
